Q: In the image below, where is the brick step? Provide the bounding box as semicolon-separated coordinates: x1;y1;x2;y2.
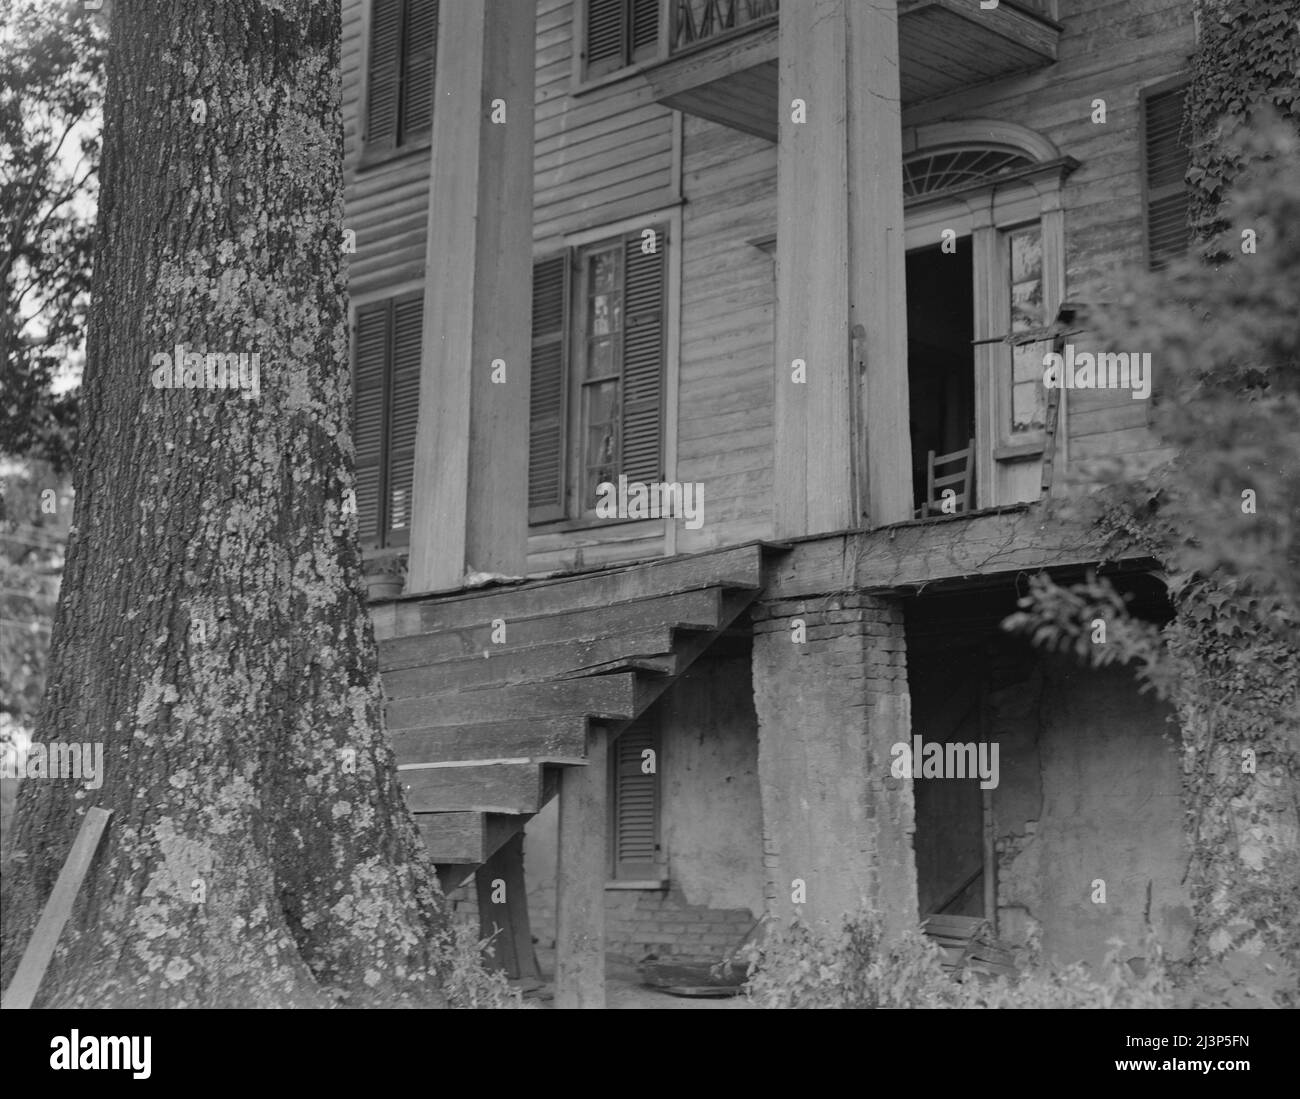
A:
378;588;726;668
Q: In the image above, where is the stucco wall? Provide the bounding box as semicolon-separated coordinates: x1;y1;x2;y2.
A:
522;650;764;961
991;654;1193;968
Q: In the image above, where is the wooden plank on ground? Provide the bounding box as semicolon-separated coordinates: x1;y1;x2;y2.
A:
2;807;112;1010
401;762;544;815
476;832;541;981
386;673;639;730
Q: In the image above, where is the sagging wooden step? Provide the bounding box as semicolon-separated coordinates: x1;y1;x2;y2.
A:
415;810;528;865
402;761;544;815
386;671;642;730
372;542;769;641
382;625;683;698
379;587;729;671
392;716;589;767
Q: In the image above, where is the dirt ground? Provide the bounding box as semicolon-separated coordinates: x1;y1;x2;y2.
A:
522;951;750;1009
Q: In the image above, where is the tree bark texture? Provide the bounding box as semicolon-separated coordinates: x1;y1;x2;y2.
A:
0;0;449;1007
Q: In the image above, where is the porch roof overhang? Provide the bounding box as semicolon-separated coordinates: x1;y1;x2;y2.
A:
642;0;1061;143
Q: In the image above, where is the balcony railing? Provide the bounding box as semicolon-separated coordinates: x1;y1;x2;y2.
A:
670;0;779;55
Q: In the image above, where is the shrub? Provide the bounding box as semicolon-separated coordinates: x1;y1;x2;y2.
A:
740;909;1179;1009
429;918;528;1009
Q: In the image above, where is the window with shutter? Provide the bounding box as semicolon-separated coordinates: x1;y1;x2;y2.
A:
350;293;423;548
1142;81;1191;271
610;716;660;881
365;0;438;154
528;225;667;525
620;233;666;488
529;255;570;524
584;0;660;79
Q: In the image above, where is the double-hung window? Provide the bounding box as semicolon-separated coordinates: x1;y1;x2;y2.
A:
351;294;422;548
529;226;668;525
582;0;661;80
365;0;438;155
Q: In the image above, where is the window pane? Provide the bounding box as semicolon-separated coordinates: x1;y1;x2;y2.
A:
587;336;615;378
590;249;618;294
1012;373;1045;433
583;381;620;506
1008;226;1046;433
1009;226;1043;335
590;293;621;337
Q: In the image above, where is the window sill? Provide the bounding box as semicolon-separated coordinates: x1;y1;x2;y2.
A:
606;880;669;891
356;138;432;174
529;515;666;536
993;441;1045;461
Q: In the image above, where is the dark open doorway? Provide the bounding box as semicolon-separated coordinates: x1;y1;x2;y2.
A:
906;241;976;514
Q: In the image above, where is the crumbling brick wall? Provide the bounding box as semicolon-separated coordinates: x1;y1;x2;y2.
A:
749;593;917;936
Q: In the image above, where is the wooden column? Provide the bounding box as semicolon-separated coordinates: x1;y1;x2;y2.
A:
774;0;911;538
408;0;536;592
554;729;607;1008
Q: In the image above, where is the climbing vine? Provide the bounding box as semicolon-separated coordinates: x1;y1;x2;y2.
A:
1007;0;1299;1003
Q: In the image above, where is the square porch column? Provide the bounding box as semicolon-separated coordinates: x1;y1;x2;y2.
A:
407;0;536;592
774;0;912;537
751;595;918;936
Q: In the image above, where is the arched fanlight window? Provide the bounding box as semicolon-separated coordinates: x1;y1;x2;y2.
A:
902;146;1036;202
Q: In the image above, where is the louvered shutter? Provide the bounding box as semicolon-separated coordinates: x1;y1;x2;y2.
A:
613;716;659;880
1143;83;1191;271
401;0;438;140
529;254;569;523
353;303;389;546
620;229;665;485
387;296;423;544
585;0;626;77
366;0;403;150
631;0;659;59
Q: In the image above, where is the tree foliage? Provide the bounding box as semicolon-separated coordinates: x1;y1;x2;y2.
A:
0;0;104;470
1005;3;1298;978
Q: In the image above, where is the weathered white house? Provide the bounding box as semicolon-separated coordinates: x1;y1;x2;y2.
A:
343;0;1197;1005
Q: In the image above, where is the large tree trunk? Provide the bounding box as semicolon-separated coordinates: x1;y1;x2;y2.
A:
0;0;448;1007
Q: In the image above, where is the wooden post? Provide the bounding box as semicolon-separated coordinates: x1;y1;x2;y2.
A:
2;808;111;1009
407;0;536;593
554;729;606;1008
773;0;911;538
475;831;540;981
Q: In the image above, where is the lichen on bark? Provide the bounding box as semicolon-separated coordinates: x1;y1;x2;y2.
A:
0;0;455;1007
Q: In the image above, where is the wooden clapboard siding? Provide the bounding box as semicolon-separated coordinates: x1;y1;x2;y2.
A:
675;115;776;553
524;0;677;574
898;0;1194;491
338;0;1194;570
532;0;675;250
343;0;431;300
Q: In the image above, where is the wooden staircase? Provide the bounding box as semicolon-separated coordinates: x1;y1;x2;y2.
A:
374;543;780;888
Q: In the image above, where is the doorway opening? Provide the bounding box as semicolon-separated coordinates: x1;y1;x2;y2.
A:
906;240;976;515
